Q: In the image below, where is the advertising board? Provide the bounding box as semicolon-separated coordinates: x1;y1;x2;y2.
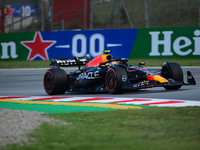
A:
130;27;200;58
0;29;137;60
0;27;199;61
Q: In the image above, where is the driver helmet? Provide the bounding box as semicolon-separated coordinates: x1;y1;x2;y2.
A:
109;61;117;66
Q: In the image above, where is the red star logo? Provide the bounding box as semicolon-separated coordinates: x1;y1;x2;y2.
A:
6;5;15;18
21;32;56;60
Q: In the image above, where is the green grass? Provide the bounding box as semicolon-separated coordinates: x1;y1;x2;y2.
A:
0;58;200;69
128;58;200;67
0;60;50;69
3;107;200;150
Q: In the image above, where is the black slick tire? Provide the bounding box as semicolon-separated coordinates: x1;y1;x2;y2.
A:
44;69;69;95
164;62;183;90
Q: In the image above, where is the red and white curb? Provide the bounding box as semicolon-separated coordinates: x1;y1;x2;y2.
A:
0;96;200;107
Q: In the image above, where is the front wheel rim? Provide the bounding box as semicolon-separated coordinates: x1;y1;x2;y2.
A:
107;73;115;89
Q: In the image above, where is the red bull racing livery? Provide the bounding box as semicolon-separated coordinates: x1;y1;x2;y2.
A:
43;50;196;95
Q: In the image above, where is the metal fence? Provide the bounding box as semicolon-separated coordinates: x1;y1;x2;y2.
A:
0;0;39;33
93;0;200;29
0;0;199;33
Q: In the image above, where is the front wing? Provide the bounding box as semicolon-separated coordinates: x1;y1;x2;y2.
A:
123;71;196;91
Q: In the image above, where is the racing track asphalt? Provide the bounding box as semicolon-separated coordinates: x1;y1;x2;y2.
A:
0;67;199;101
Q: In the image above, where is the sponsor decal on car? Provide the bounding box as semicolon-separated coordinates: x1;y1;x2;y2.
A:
76;71;101;80
121;75;127;82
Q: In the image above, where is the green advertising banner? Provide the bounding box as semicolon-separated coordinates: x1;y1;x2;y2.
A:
0;32;36;60
130;27;200;58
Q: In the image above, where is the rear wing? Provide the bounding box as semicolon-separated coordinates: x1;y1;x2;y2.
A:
50;56;91;69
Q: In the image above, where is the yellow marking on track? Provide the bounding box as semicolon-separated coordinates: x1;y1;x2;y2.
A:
0;99;142;110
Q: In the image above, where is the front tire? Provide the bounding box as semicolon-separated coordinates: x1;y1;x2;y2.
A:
44;69;69;95
162;62;183;90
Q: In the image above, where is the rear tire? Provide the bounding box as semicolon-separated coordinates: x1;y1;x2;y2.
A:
162;62;183;90
106;67;127;94
44;69;69;95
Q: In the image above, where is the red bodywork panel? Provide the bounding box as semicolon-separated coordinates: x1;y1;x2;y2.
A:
85;54;113;67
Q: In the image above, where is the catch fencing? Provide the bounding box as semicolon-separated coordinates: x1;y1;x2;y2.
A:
0;0;199;33
93;0;200;29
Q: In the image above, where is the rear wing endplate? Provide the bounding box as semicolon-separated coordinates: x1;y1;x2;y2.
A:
50;56;91;69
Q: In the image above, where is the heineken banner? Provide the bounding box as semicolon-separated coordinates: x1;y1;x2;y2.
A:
0;27;199;61
130;27;200;58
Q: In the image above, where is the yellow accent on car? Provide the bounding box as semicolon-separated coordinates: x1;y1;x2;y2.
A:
153;75;169;83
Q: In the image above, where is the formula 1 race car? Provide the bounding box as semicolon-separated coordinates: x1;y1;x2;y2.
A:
43;50;196;95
